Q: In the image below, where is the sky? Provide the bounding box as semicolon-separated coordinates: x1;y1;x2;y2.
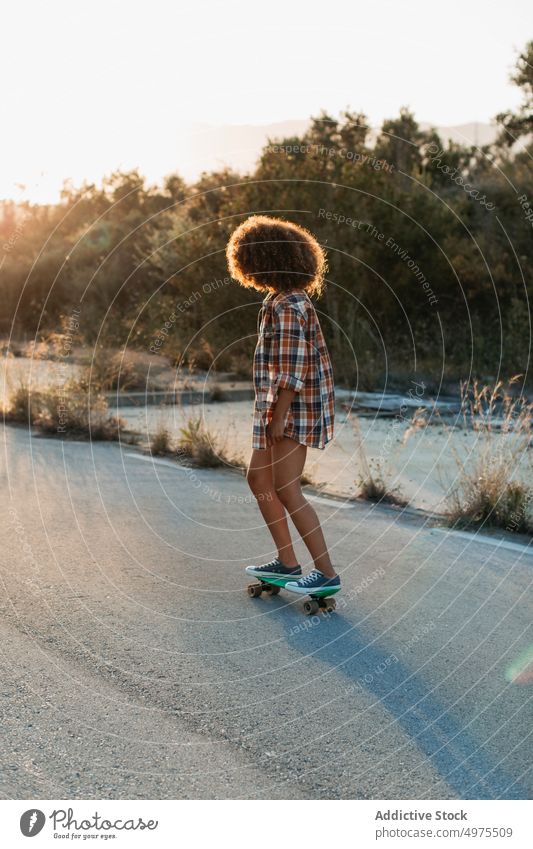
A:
2;0;532;203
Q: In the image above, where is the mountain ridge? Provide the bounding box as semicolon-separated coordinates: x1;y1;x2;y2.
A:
178;120;498;178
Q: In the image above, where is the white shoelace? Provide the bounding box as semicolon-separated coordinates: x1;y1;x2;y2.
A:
258;559;283;571
298;570;323;586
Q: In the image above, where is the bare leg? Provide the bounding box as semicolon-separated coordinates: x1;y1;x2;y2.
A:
272;438;336;578
246;448;299;567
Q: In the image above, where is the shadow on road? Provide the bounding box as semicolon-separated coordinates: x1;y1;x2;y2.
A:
284;609;528;800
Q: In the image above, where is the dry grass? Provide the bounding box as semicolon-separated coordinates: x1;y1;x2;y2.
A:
402;408;429;444
86;347;145;392
357;461;408;506
8;334;147;392
3;376;126;441
176;416;246;470
150;422;173;455
352;415;408;507
445;379;533;533
177;416;229;468
3;381;40;423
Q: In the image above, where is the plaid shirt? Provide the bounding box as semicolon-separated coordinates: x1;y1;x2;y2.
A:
252;290;335;449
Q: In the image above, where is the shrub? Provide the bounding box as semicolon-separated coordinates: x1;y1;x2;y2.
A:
352;415;408;506
3;381;41;424
86;347;144;392
178;417;223;467
357;461;408;506
151;423;173;455
445;379;533;533
4;375;125;440
177;416;233;468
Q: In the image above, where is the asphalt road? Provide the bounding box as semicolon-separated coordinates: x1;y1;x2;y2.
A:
1;424;532;799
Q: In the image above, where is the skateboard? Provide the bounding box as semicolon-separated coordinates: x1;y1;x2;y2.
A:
246;574;340;615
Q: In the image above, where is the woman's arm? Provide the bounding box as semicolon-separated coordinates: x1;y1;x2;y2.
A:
267;303;308;445
267;388;295;445
273;303;309;392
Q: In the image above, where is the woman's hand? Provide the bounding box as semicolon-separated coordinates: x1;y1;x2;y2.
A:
266;388;295;446
266;411;286;446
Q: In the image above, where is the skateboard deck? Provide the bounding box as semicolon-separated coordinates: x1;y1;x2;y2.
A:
246;574;340;615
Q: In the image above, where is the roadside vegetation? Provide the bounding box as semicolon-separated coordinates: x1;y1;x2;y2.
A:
445;380;533;534
177;416;239;468
352;416;408;507
150;421;173;455
3;376;127;440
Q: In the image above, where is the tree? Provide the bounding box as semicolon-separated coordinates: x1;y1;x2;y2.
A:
497;40;533;144
374;107;426;175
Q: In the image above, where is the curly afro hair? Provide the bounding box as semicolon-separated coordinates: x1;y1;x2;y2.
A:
226;215;327;297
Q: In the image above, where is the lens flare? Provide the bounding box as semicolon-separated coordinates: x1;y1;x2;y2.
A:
505;646;533;684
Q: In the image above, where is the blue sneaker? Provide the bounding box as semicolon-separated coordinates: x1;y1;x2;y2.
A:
245;558;302;580
285;569;341;596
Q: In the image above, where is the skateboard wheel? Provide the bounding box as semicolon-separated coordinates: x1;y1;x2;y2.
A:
247;583;262;598
324;598;336;613
266;584;281;595
304;600;320;615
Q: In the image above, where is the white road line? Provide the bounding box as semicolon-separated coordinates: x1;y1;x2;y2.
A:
125;452;356;504
124;451;532;555
306;494;356;509
430;528;533;558
124;452;188;471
